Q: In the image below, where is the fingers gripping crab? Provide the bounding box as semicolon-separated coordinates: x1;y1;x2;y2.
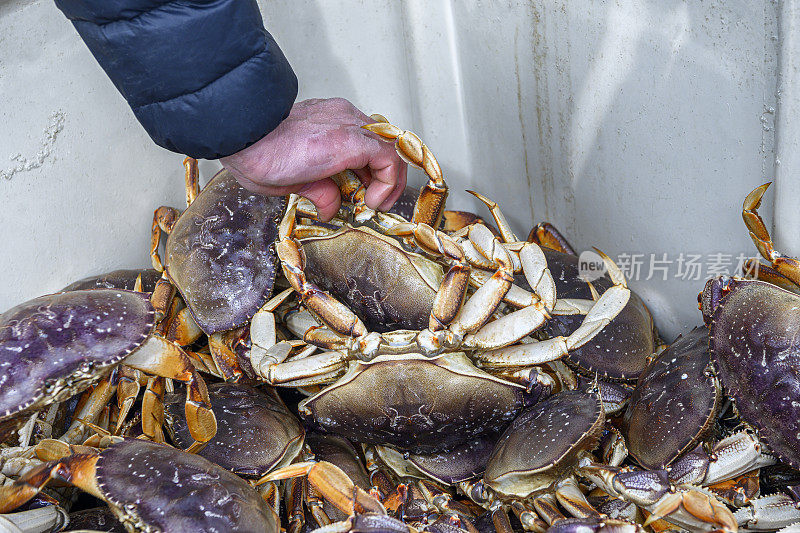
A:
268;120;631;369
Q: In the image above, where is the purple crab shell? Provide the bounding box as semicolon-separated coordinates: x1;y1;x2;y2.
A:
61;269;161;293
96;439;276;533
0;290;154;426
164;169;285;334
624;327;719;470
705;278;800;468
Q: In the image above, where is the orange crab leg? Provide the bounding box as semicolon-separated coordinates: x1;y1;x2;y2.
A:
123;335;217;447
277;201;368;341
0;454;102;513
183;157;200;207
741;258;800;294
166;307;203;346
114;368;141;434
141;376;166;443
527;222;577;256
61;374;117;444
386;222;471;331
362;122;448;228
440;210;494;234
149;275;176;322
258;461;385;517
207;331;245;381
150;206;181;272
742;182;800;290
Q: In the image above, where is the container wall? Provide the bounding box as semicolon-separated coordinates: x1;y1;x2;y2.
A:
0;0;784;339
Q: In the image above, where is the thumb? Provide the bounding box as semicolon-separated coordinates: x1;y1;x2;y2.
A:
298;178;342;222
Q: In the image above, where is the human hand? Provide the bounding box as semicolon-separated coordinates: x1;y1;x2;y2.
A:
220;98;408;221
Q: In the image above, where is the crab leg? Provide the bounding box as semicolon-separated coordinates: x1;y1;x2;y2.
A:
113;367;141;435
465;241;556;315
123;335;217;446
517;243;557;309
742;182;800;290
166;307;203;346
741;258;800;293
645;490;738;532
446;225;515;338
258;461;386;517
528;222;577;255
701;432;776;485
0;504;68;533
554;477;602;519
386;222;472;333
0;454;102;513
248;288;296;375
362;122;448;228
441;210;492;234
149;275;176;322
61;374;117;444
466;252;628;352
141;376;166;443
467;190;519;244
281;477;307;533
579;460;738;532
207;331;245;381
462;241;498;271
264;351;347;385
490;507;517;533
186;349;221;377
182;157;200;207
470;269;584;313
150;206;181;272
277;200;369;342
532;493;567;524
510;501;548;532
734;491;800;530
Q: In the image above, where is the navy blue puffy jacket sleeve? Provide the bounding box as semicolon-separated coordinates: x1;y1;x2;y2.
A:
55;0;298;159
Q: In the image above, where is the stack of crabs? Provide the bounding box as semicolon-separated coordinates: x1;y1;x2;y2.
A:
0;120;799;533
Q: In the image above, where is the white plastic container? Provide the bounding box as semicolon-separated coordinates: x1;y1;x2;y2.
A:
0;0;792;340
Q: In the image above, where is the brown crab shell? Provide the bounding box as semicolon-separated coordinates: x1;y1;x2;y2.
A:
61;269;161;293
378;433;497;485
534;249;656;381
301;226;441;333
484;389;604;498
0;290;154;436
300;353;529;454
705;278;800;468
164;169;285;334
624;327;720;470
164;382;304;477
95;439;276;533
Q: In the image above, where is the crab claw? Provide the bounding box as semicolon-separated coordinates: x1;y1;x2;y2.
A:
741;182;800;290
645;490;737;533
257;461;385;517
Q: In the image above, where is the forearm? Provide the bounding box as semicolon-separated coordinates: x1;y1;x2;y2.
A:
55;0;297;159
